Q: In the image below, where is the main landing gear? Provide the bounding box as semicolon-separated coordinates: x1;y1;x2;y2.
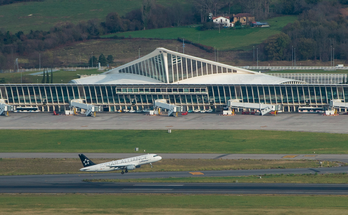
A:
121;168;128;174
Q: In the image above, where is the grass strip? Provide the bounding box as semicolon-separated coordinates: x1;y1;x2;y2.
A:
1;193;348;215
85;173;348;184
0;130;348;154
0;69;102;83
0;158;333;176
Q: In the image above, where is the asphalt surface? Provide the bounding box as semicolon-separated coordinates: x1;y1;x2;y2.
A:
1;166;348;194
1;153;348;163
1;112;348;133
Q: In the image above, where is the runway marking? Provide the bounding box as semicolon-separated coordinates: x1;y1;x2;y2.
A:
123;189;173;191
282;155;298;158
133;184;183;187
304;155;317;157
190;172;204;175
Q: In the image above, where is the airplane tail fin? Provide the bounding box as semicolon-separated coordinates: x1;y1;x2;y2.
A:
78;154;96;167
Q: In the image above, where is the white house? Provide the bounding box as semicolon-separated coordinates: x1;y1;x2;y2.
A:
212;16;234;27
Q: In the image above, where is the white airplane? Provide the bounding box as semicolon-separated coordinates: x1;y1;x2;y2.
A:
78;153;162;174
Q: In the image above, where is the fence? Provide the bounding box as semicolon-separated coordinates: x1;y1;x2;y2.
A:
269;73;348;84
243;66;348;71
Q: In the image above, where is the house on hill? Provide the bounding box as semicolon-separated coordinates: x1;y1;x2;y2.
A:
232;13;255;25
213;16;234;27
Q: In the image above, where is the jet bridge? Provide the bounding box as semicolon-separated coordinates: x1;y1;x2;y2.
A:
154;99;182;117
0;99;13;116
330;99;348;109
227;99;282;116
69;99;102;117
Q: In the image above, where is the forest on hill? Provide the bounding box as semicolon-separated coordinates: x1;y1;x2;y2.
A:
0;0;348;69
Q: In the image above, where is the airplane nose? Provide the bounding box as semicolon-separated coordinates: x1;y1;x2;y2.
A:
158;156;162;160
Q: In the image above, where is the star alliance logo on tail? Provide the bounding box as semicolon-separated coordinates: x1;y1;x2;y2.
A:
83;159;89;165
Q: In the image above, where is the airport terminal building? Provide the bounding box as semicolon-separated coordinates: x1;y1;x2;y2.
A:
1;48;348;113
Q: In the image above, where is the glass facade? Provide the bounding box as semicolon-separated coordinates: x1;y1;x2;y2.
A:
119;54;167;83
1;84;348;112
113;49;258;84
166;54;238;83
270;73;348;84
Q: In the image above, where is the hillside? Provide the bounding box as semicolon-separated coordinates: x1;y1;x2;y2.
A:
105;16;297;51
0;0;191;33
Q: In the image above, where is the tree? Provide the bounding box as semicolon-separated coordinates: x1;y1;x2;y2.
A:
235;20;242;27
89;56;97;67
262;33;291;60
201;22;214;31
98;54;107;66
86;19;101;36
141;0;156;29
107;55;114;64
105;12;124;33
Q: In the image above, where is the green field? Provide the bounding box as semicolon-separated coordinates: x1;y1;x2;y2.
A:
1;130;348;154
0;0;191;33
0;69;102;83
0;158;331;176
1;194;348;214
106;16;297;51
89;173;348;184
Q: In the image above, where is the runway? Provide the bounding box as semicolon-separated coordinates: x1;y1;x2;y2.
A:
1;153;348;163
1;166;348;194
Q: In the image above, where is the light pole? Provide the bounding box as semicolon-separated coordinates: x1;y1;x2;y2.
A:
91;52;94;68
330;45;332;66
333;47;335;67
253;46;255;62
292;45;293;66
15;58;20;83
214;47;216;62
257;47;258;67
182;38;185;54
217;48;219;62
138;48;141;59
294;47;296;66
39;53;41;71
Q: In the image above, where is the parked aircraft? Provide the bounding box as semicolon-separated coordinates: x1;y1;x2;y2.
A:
78;153;162;174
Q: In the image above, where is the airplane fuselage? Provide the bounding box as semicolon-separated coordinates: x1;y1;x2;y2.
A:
80;154;161;172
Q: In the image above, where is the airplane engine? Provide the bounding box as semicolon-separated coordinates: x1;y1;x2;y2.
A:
135;165;141;168
126;165;136;170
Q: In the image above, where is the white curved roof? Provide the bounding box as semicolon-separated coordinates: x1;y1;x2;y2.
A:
71;73;162;84
173;73;297;85
72;48;305;85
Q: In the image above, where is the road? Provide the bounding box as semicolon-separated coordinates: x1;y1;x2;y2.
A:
1;113;348;133
1;153;347;163
1;166;348;194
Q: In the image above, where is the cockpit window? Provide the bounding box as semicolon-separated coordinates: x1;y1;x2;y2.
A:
153;155;158;157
